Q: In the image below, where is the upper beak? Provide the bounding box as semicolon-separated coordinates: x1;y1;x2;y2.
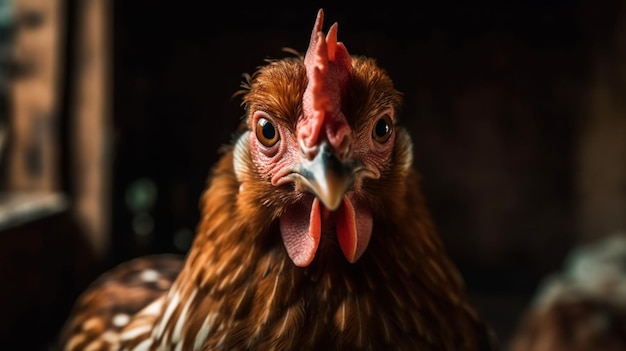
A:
294;141;354;211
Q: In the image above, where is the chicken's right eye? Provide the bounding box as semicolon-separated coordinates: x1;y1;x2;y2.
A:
256;117;280;147
372;114;393;144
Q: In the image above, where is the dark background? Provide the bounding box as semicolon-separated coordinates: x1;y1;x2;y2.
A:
3;0;626;349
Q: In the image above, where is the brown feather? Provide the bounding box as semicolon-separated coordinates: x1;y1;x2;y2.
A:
57;255;183;350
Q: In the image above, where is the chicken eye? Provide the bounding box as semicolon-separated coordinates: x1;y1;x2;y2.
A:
256;117;280;147
372;114;393;143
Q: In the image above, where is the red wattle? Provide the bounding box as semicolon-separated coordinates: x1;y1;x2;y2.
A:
336;198;357;261
337;195;373;263
280;197;321;267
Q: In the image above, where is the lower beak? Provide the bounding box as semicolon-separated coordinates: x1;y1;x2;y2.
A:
295;142;354;211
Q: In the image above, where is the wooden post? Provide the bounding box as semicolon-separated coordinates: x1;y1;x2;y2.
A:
577;3;626;241
70;0;111;258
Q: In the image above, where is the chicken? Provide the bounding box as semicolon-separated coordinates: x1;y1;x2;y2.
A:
58;9;498;350
508;233;626;351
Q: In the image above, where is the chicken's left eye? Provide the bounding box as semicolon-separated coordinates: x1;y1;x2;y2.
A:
372;114;393;143
256;117;280;147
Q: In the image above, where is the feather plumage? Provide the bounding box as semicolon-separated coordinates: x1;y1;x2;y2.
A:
58;9;498;351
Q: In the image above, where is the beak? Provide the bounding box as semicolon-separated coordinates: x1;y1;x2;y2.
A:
295;141;354;211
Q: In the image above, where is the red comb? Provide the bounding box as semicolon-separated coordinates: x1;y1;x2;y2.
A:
299;9;352;157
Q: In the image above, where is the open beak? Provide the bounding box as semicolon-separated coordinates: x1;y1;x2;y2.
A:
294;142;355;211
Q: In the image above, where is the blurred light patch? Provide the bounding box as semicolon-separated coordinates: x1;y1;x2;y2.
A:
125;177;157;213
0;192;68;231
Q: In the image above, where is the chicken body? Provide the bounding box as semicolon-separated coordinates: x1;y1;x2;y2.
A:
509;233;626;351
59;9;497;351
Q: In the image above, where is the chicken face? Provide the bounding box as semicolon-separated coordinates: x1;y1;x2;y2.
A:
234;9;405;267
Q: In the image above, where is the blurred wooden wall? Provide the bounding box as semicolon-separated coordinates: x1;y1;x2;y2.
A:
0;0;111;348
7;0;62;192
6;0;111;258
